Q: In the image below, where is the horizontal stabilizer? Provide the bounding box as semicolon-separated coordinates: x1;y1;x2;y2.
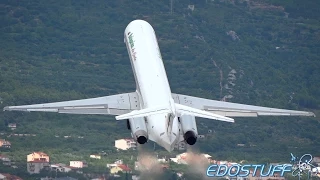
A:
115;106;171;120
175;103;234;123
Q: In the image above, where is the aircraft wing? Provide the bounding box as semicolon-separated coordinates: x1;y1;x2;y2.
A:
3;92;140;115
172;93;315;117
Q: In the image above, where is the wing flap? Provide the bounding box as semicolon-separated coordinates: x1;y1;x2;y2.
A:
4;92;140;116
172;93;315;117
209;111;258;117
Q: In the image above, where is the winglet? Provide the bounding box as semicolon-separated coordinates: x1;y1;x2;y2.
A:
310;112;316;117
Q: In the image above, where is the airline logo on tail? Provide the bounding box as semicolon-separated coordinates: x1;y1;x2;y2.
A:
128;32;135;48
127;32;137;61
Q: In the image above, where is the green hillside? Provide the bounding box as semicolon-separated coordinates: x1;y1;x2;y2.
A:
0;0;319;176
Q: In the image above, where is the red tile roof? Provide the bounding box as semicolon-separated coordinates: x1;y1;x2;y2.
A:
1;173;23;180
118;164;131;171
28;159;49;163
33;152;48;156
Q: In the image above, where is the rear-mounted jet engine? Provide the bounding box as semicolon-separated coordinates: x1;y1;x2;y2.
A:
179;115;198;145
127;117;148;144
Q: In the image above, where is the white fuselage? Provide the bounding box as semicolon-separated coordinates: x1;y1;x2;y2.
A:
124;20;179;151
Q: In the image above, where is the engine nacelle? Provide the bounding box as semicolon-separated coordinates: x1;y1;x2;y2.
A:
128;117;148;144
179;115;198;145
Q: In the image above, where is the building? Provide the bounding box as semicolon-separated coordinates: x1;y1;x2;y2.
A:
115;139;137;150
110;164;131;174
170;152;212;165
27;152;49;162
107;160;124;169
0;154;10;162
174;141;186;150
244;170;285;180
50;164;73;173
8;123;17;130
0;173;23;180
132;175;140;180
27;160;50;174
312;167;320;177
0;154;11;165
90;154;101;159
313;156;320;166
69;161;87;168
0;139;11;148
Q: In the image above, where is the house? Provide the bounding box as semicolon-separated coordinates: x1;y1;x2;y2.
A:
27;160;50;174
132;175;140;180
157;158;168;163
134;156;169;171
237;144;245;147
27;152;49;162
0;173;23;180
107;160;124;169
41;177;78;180
115;139;137;150
312;167;320;177
0;154;10;161
176;172;183;178
0;154;11;165
90;154;101;159
70;161;87;168
245;170;285;180
50;164;73;173
110;164;131;174
114;159;123;164
313;156;320;166
8;123;17;130
54;177;78;180
0;139;11;148
174;141;186;150
170;152;212;165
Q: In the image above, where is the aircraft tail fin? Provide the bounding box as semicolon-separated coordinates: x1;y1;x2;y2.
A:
115;106;171;120
175;103;234;123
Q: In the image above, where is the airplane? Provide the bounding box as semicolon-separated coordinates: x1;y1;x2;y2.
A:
3;19;316;152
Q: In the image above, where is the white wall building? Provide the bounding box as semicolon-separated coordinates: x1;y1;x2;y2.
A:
69;161;87;168
115;139;137;150
174;141;186;150
170;152;212;165
90;154;101;159
27;161;49;174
